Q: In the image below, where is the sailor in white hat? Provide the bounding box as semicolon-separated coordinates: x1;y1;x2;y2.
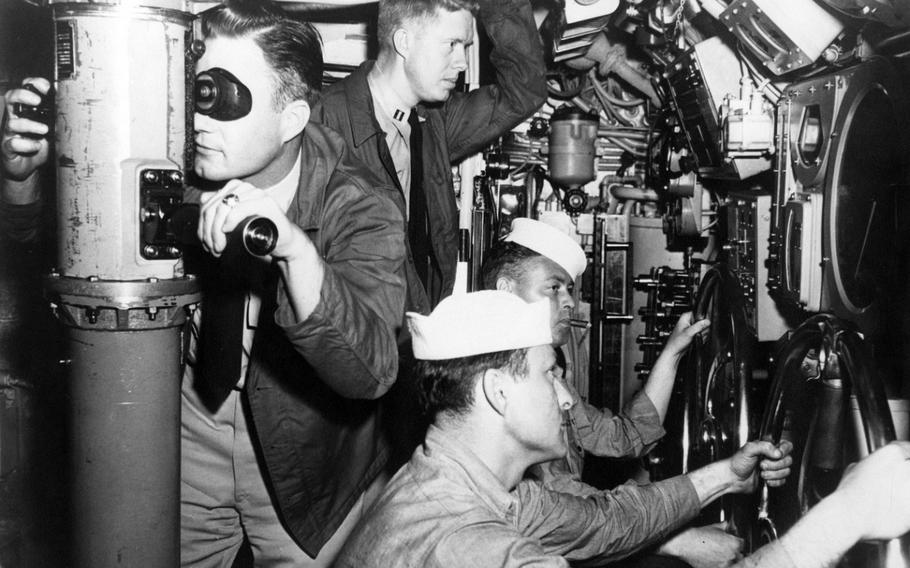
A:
483;217;708;438
480;218;739;566
483;216;588;346
335;290;793;568
405;290;576;470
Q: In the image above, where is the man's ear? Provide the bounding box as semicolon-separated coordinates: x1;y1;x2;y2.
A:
481;368;509;417
392;27;411;59
495;276;515;294
280;99;310;143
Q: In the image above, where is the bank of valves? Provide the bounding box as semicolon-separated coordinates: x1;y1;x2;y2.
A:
633;266;698;379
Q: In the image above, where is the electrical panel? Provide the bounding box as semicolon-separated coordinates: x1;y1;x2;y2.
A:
723;192;789;341
138;167;185;261
664;38;773;179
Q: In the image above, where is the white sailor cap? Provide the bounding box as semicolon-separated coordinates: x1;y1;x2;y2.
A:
504;218;587;279
407;291;552;360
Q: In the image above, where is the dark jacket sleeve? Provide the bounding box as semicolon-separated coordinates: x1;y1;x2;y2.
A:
0;198;43;243
273;170;406;400
444;0;547;162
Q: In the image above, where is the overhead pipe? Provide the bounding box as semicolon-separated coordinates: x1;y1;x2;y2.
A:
565;33;661;107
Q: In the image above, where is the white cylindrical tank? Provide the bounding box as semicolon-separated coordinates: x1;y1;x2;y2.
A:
43;3;199;567
52;2;191;279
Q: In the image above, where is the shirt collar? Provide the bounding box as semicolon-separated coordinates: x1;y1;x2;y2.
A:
264;151;301;214
368;68;412;133
422;425;519;518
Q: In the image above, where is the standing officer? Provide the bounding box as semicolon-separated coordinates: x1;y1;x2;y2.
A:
314;0;547;313
313;0;548;467
181;1;406;566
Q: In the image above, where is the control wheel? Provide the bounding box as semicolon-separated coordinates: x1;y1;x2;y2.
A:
756;314;909;566
649;265;755;534
685;265;755;533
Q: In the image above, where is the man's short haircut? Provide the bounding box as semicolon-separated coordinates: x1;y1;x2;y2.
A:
480;241;542;291
201;0;323;107
377;0;480;51
416;348;528;419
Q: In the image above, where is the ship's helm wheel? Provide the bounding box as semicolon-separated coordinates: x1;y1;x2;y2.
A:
680;265;755;533
756;314;910;566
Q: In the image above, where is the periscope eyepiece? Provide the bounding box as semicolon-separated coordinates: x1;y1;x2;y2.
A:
194;67;252;122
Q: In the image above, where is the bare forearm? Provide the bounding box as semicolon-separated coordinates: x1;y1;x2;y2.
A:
752;496;857;568
685;459;737;507
657;524;744;568
644;312;710;423
643;350;682;422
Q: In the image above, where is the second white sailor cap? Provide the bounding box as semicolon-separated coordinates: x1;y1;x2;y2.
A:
504;218;587;279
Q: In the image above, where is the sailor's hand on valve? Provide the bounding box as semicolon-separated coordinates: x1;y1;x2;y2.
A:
831;441;910;542
663;311;711;358
728;440;793;493
198;180;296;260
2;78;52;181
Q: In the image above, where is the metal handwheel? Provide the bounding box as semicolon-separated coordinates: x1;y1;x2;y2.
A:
685;265;755;533
686;266;754;468
649;265;755;533
755;314;909;566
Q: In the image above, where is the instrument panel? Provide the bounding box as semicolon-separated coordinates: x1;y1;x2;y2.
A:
770;59;910;337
